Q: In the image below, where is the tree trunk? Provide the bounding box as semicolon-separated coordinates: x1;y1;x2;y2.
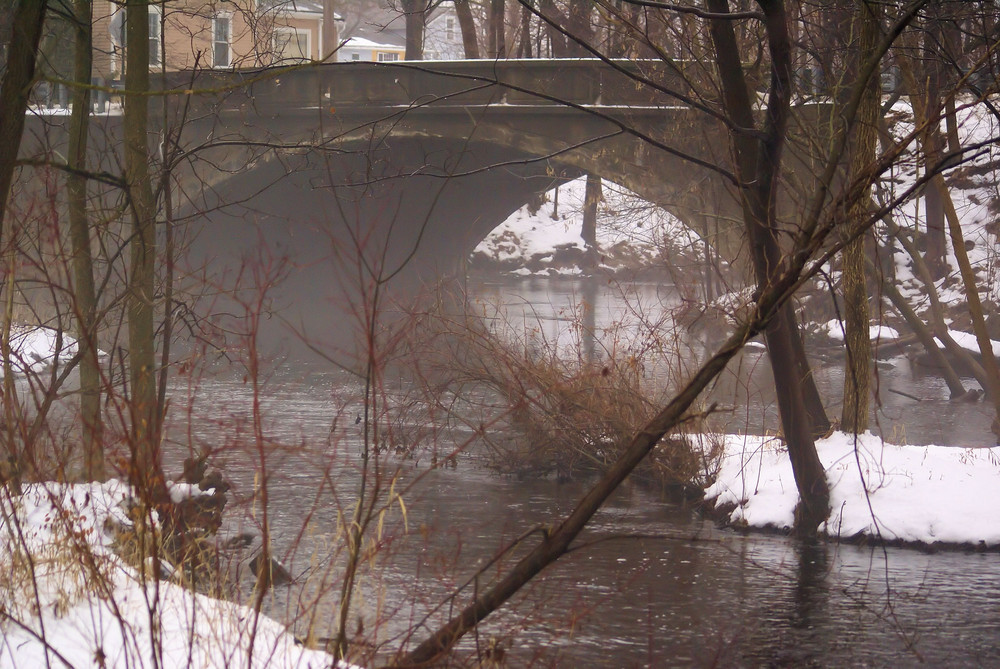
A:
67;0;104;481
0;0;46;252
938;173;1000;432
124;0;163;498
839;0;879;434
322;0;339;60
518;0;533;58
454;0;480;59
707;0;829;534
906;13;948;277
487;0;505;58
538;0;568;57
401;0;426;61
0;0;47;488
582;172;601;250
923;160;946;276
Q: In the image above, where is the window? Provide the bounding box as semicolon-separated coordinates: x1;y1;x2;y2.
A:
273;28;309;63
446;17;455;40
213;16;231;68
377;52;400;62
148;7;161;66
351;53;360;61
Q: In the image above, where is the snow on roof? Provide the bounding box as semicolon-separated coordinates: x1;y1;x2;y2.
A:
343;35;405;51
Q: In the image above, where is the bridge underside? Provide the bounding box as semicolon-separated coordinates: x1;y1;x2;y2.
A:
179;137;577;359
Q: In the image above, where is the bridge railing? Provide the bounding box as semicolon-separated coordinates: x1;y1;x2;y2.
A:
158;59;693;115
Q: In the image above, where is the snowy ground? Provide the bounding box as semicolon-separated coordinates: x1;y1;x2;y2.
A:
700;431;1000;547
0;480;345;669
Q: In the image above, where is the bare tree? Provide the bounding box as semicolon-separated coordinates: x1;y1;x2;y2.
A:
401;0;428;59
839;0;879;434
454;0;481;57
396;1;937;662
706;0;831;531
123;0;164;498
0;0;47;486
66;0;104;480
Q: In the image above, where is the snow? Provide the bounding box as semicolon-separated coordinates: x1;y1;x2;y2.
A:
471;177;701;276
0;481;347;669
3;325;81;377
940;328;1000;358
821;319;900;342
0;325;108;378
702;432;1000;546
28;103;123;117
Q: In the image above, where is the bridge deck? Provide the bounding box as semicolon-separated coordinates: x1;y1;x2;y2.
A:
158;59;695;114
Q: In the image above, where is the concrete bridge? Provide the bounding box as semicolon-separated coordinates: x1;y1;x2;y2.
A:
18;59;822;360
163;58;747;259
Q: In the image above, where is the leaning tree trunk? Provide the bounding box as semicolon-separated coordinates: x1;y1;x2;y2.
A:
707;0;830;534
398;283;801;665
939;175;1000;432
67;0;104;480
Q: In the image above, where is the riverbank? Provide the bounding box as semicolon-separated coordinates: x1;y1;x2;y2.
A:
0;479;346;668
698;431;1000;551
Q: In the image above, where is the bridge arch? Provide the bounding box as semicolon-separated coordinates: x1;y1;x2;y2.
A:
167;60;751;270
18;60;826;359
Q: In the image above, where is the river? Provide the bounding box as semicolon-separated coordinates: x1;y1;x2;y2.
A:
163;276;1000;667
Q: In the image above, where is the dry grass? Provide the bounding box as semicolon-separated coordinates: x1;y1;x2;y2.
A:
400;288;724;494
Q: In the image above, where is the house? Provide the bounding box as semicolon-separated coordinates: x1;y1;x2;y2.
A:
93;1;338;83
335;6;407;62
335;2;463;62
336;28;406;62
424;4;464;61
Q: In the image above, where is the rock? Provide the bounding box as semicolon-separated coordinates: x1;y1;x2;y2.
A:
199;469;230;495
249;551;293;590
182;454;208;484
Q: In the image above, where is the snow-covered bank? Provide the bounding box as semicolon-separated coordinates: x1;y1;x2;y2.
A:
470;177;704;277
1;325;91;377
0;481;344;669
700;431;1000;548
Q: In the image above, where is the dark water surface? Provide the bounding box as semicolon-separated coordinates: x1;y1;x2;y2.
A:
163;278;1000;667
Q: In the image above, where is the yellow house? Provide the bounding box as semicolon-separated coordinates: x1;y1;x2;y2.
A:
93;1;331;82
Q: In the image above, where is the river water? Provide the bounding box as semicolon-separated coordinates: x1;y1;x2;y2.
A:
163;277;1000;667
